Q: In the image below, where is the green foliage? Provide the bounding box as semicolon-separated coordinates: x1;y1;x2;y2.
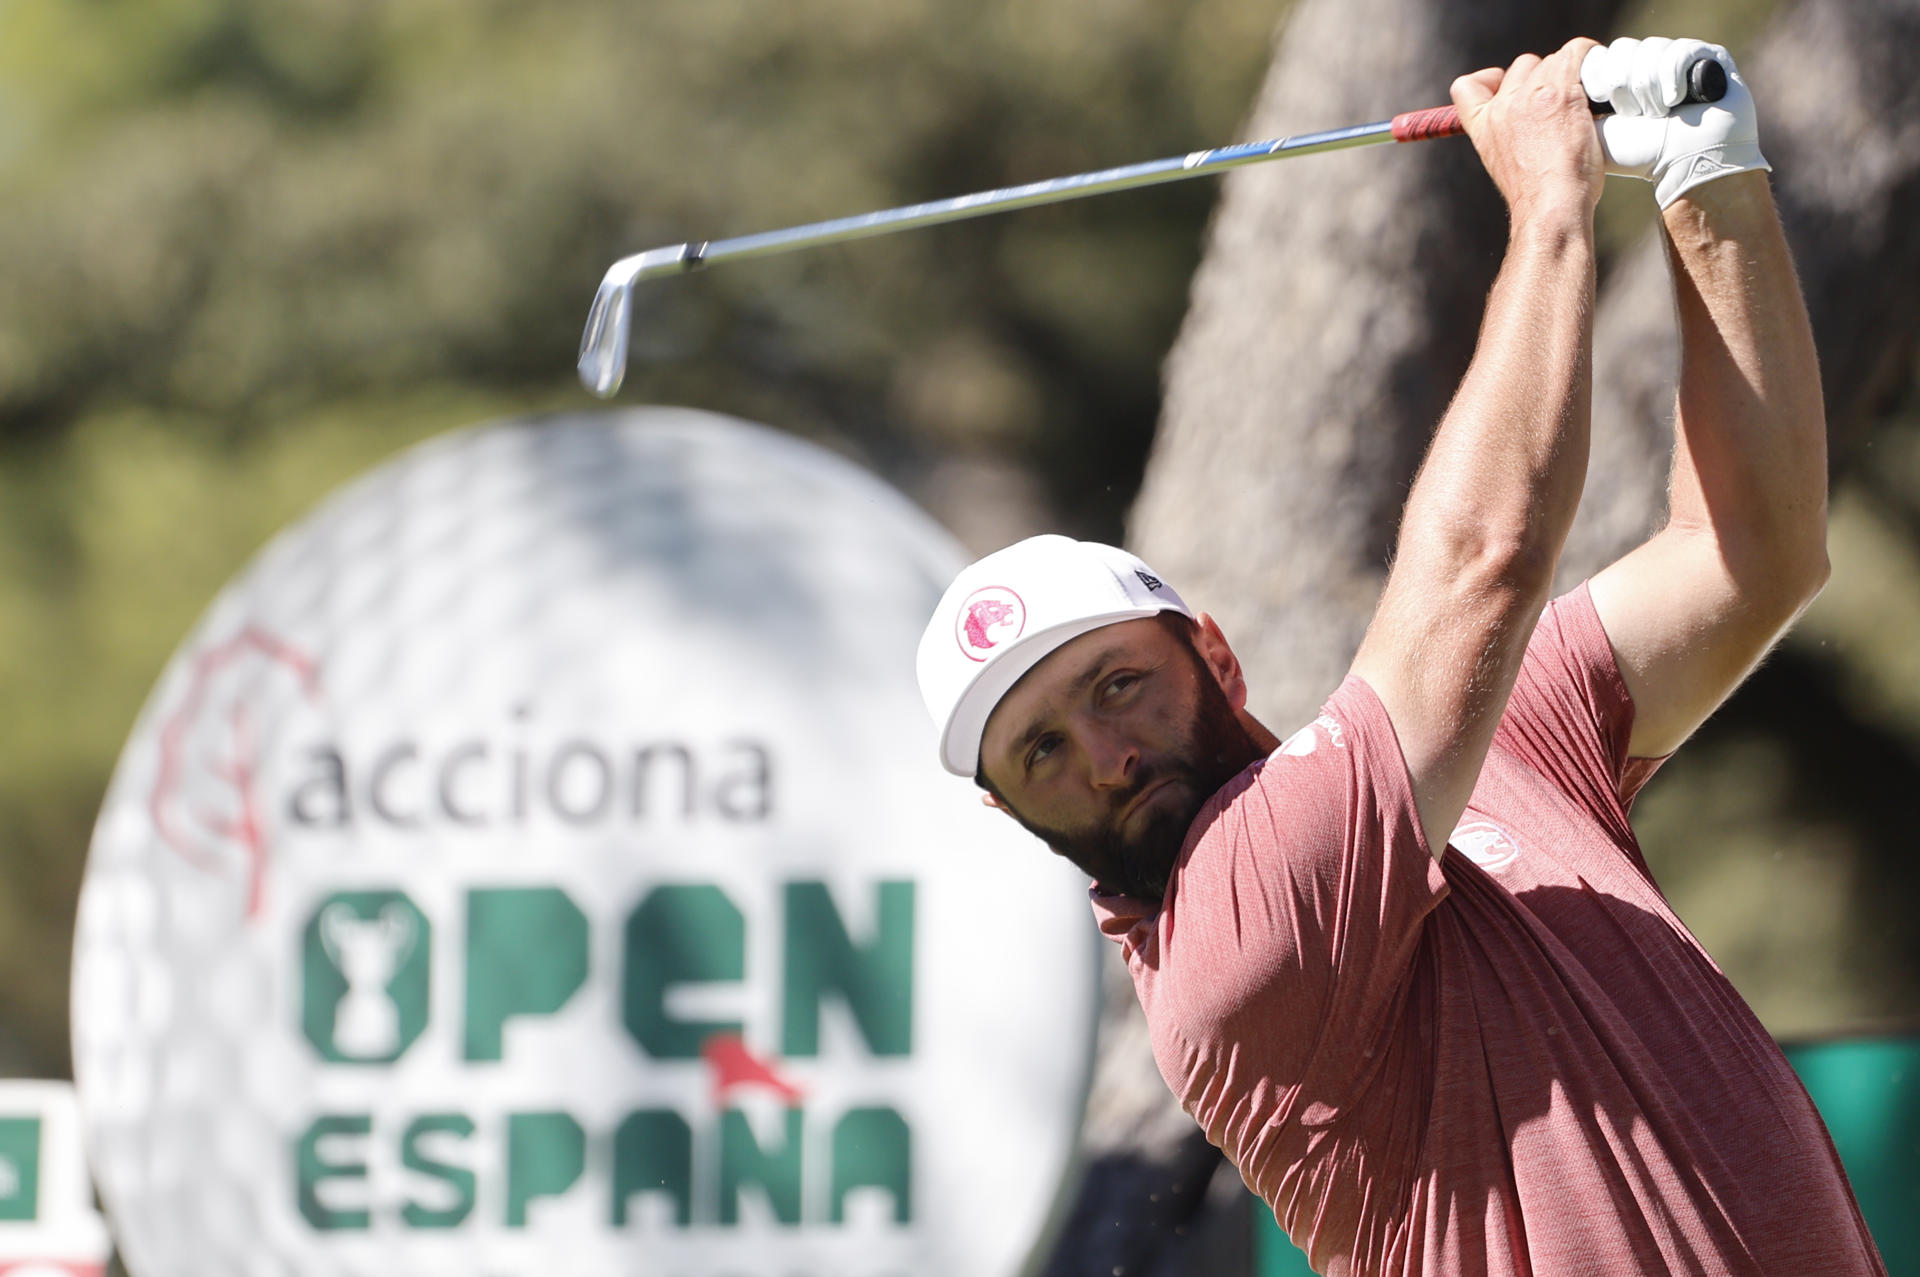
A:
0;0;1285;476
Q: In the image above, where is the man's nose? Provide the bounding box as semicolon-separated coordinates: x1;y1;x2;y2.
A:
1084;726;1138;789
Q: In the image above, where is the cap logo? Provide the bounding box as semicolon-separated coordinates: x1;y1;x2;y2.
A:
1134;569;1163;592
956;587;1026;662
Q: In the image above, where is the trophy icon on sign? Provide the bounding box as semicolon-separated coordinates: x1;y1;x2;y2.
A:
318;903;418;1061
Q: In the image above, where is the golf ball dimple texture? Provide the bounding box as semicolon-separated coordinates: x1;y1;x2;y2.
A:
72;408;1099;1277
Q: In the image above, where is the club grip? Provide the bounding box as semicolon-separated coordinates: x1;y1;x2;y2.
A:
1389;55;1728;143
1390;105;1465;142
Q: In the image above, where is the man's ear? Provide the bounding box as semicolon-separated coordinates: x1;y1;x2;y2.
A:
982;791;1012;814
1192;611;1249;710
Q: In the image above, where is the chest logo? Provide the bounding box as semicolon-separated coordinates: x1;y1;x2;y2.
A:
1450;819;1521;872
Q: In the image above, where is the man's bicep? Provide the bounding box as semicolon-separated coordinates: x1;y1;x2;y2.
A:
1588;526;1809;758
1350;583;1543;856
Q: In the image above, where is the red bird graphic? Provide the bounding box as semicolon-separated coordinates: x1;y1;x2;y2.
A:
701;1033;805;1107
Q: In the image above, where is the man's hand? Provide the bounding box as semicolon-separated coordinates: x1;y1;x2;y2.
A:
1451;38;1604;222
1581;37;1770;208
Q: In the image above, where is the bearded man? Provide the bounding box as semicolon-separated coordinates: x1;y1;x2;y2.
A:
916;35;1884;1276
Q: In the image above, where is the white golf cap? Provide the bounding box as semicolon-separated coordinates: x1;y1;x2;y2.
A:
917;534;1192;776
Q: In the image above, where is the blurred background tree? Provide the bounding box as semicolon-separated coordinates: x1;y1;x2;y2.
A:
1;0;1915;1272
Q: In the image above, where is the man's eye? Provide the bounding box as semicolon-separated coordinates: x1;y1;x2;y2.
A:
1104;672;1140;699
1027;735;1060;771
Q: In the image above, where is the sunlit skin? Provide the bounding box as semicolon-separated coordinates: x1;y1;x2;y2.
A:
977;613;1282;901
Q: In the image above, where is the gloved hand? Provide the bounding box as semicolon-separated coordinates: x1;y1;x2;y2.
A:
1580;37;1770;208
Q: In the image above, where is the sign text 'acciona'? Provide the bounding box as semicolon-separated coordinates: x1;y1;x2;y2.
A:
284;721;774;831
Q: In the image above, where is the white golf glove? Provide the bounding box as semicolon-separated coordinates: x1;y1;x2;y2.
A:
1580;37;1770;208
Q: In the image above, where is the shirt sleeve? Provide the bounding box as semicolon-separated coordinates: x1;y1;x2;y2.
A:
1143;674;1447;1124
1493;585;1667;832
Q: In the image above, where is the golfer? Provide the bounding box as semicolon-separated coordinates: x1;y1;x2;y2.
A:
917;35;1884;1276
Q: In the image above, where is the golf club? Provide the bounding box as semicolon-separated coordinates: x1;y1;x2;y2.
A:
579;58;1726;397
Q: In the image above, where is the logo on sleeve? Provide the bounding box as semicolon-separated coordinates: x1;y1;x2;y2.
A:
1450;819;1521;872
1277;726;1316;756
1276;715;1347;758
955;586;1027;662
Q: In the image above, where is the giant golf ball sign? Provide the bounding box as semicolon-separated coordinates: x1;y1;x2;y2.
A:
72;409;1100;1276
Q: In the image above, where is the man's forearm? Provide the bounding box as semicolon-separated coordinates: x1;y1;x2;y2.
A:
1354;199;1596;848
1397;205;1595;597
1661;172;1828;601
1585;169;1827;759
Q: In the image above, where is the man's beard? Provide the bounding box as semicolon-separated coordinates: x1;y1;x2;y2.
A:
1004;650;1260;903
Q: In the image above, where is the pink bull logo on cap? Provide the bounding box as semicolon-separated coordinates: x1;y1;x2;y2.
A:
956;586;1027;662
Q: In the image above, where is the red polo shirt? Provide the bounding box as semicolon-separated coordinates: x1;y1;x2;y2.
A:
1092;587;1883;1275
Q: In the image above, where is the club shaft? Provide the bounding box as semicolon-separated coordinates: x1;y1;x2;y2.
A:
578;116;1410;394
602;57;1725;285
636;121;1395;282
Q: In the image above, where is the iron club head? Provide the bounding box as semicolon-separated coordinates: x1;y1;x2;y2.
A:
577;244;699;397
577;270;635;398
